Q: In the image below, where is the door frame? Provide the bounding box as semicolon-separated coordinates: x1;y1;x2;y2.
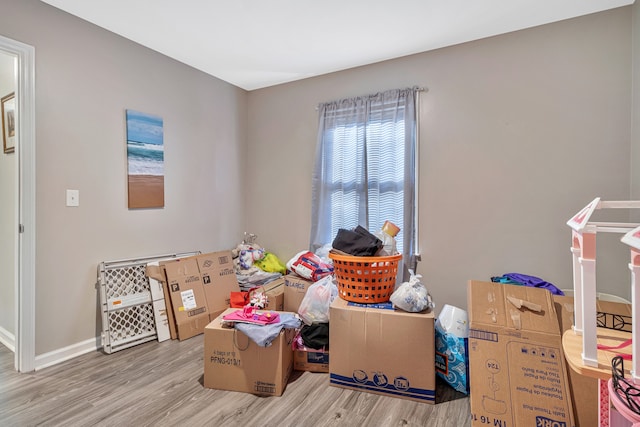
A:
0;34;36;372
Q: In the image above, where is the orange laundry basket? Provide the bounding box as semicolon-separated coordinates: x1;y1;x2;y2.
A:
328;251;402;303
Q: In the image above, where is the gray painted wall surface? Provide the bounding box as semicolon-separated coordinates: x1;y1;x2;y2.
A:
0;0;638;360
247;7;634;311
0;0;248;356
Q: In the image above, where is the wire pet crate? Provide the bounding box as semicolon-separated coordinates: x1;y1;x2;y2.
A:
98;251;199;354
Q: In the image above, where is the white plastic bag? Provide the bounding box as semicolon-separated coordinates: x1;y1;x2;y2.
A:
314;243;334;265
390;270;434;313
297;275;338;325
374;230;397;256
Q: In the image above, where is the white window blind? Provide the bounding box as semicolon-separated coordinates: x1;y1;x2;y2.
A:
310;87;420;274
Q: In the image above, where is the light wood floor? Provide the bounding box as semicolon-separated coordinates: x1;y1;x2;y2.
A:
0;339;471;427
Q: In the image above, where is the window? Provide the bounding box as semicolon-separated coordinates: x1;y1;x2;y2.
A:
310;87;419;274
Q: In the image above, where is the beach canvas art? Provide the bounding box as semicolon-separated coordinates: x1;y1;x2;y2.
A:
126;109;165;209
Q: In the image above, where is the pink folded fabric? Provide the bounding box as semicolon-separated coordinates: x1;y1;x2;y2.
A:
222;306;280;325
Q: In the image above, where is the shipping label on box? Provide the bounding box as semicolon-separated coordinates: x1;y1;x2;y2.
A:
196;251;240;318
468;280;575;427
203;308;295;396
284;274;313;312
329;297;435;404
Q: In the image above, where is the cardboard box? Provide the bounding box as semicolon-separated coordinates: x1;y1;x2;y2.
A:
329;298;436;403
294;348;329;373
195;251;241;321
147;262;171;342
594;299;632;332
151;298;171;342
468;280;575;427
161;277;178;340
160;257;210;341
146;261;207;341
263;277;284;311
284;273;313;312
203;308;295;396
554;294;632;427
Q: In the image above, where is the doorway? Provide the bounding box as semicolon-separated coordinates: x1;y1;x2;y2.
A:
0;34;35;373
0;51;16;356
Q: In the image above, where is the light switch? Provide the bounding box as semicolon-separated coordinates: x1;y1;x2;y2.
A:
66;189;79;207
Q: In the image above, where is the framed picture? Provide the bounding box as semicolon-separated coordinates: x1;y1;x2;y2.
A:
2;92;15;154
126;109;165;209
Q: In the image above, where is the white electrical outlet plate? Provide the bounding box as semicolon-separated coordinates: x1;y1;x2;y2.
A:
66;189;79;207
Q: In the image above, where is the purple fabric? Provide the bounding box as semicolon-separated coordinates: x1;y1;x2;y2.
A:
503;273;565;296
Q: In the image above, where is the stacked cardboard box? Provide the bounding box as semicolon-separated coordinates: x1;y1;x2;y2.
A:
468;280;575;427
146;251;241;340
329;297;436;404
203;308;296;396
198;261;438;400
294;348;330;373
195;252;241;321
263;277;285;311
284;273;330;373
284;273;313;312
160;257;210;341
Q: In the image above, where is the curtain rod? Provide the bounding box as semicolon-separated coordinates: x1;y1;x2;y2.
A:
316;86;427;110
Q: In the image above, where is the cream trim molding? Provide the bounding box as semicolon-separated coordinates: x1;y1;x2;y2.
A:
0;34;36;373
35;338;100;371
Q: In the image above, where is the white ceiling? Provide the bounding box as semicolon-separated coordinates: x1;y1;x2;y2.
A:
40;0;634;91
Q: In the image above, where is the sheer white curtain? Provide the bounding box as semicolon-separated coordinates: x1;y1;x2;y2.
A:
310;87;419;276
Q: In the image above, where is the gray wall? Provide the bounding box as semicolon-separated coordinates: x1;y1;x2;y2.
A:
247;7;634;312
632;2;640;205
0;51;15;343
0;0;248;356
1;0;638;361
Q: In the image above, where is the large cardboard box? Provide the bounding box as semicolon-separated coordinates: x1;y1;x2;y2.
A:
329;298;436;403
160;257;210;341
203;308;296;396
554;294;632;427
146;264;178;340
195;251;241;320
468;280;575;427
284;273;313;312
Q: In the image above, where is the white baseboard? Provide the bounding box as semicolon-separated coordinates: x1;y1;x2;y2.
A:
35;337;101;371
0;326;15;352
